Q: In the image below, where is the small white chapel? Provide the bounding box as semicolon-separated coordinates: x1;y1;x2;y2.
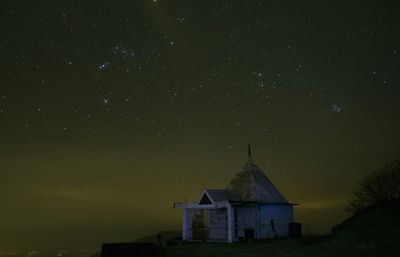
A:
173;145;298;242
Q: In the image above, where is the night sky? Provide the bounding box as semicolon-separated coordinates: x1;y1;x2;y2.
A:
1;0;400;252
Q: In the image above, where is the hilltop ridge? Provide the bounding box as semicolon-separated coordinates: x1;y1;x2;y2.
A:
164;199;400;257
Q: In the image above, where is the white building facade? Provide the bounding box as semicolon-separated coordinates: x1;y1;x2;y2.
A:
174;147;297;242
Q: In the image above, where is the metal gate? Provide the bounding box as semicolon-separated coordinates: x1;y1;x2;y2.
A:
189;208;228;241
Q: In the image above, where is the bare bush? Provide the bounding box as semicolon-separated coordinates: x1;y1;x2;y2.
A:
347;158;400;213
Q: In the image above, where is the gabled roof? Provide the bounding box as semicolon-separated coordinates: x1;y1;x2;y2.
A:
199;192;213;204
226;159;289;204
201;157;289;204
204;189;231;202
178;145;292;208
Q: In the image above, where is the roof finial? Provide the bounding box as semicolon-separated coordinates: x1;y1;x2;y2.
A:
248;143;252;162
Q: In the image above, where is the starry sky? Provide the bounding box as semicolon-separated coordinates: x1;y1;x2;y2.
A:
1;0;400;252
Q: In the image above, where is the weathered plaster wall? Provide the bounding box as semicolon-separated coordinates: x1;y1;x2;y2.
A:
258;204;293;238
235;207;257;238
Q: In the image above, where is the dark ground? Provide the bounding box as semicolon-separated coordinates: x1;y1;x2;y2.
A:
140;200;400;257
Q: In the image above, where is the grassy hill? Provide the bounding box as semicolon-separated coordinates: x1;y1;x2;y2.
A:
163;199;400;257
324;199;400;257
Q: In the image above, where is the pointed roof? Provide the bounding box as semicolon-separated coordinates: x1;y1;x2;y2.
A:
199;192;213;204
174;145;294;209
204;189;230;202
226;146;289;204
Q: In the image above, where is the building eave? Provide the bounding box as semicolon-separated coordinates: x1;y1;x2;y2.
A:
173;200;231;209
228;200;299;206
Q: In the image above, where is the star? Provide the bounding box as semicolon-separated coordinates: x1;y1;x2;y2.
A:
98;62;110;70
331;104;342;113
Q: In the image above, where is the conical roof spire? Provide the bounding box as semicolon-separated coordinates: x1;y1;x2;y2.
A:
226;144;289;204
248;143;252;162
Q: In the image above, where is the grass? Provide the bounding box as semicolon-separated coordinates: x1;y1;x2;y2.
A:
165;237;323;257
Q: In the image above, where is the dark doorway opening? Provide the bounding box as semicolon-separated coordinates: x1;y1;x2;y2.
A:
244;228;255;241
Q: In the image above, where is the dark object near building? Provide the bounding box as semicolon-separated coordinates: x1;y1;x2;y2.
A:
166;236;183;246
270;219;277;238
101;242;159;257
244;228;255;241
288;222;302;238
